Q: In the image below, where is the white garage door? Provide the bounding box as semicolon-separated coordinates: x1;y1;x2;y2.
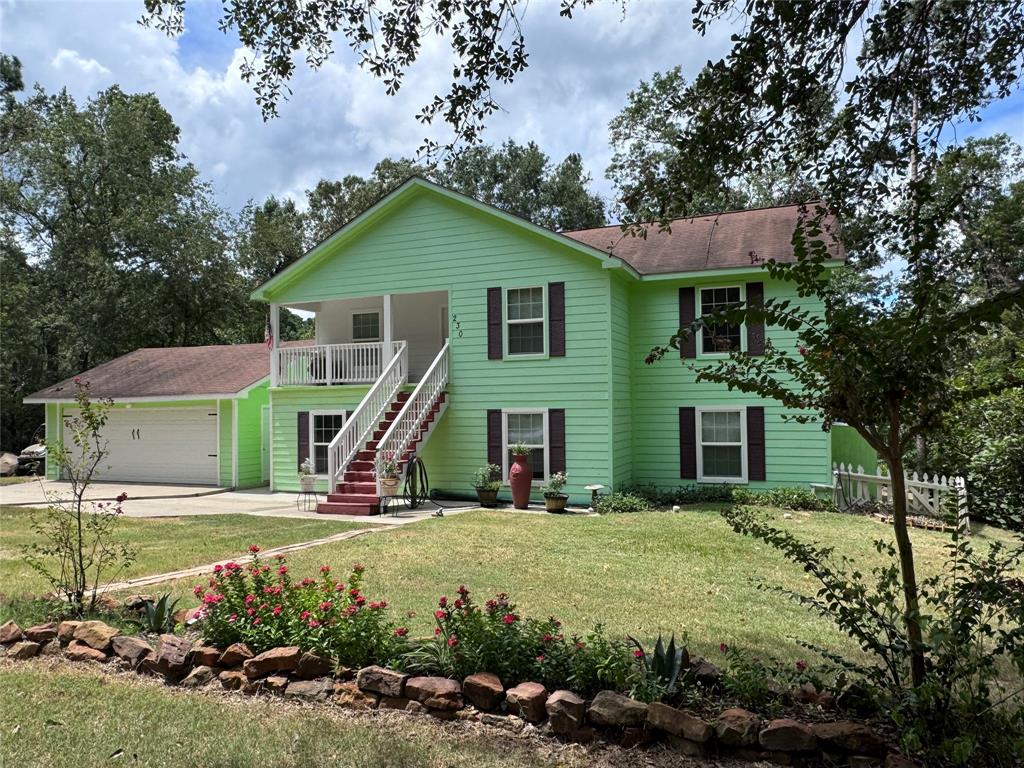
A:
63;407;220;485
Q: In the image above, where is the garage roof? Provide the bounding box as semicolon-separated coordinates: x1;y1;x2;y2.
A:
24;342;305;403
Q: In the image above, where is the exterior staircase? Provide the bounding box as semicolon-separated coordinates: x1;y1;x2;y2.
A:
316;389;447;515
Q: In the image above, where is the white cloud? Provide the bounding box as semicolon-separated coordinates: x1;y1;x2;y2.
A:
50;48;110;75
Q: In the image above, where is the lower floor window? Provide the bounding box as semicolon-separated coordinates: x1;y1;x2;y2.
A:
311;412;345;474
698;409;745;481
504;410;547;482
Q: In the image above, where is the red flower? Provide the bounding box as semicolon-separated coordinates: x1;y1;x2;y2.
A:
300;610;311;620
301;577;315;587
228;613;238;623
434;627;442;636
308;619;320;629
394;627;408;637
277;565;288;576
434;610;446;620
272;605;282;616
633;649;645;659
798;346;807;356
719;643;728;654
248;544;261;553
213;564;224;574
355;595;366;606
457;585;469;597
796;659;807;672
335;583;347;592
438;596;448;608
454;599;463;609
193;585;203;596
502;613;518;625
352;563;365;574
542;634;554;643
116;492;129;503
252;617;262;625
447;635;458;647
244;594;255;605
319;601;333;612
536;654;545;662
319;565;331;574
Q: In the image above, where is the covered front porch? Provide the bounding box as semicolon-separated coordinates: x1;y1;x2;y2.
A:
270;290;448;387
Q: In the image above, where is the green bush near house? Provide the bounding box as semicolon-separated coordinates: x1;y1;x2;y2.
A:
619;483;833;512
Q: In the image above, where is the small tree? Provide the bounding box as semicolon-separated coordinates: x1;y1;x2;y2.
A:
23;380;135;616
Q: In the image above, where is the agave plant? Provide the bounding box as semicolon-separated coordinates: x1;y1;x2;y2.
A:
628;633;690;696
136;593;181;634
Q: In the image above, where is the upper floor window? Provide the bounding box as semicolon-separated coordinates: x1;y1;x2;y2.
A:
699;286;742;354
506;287;545;356
352;311;381;342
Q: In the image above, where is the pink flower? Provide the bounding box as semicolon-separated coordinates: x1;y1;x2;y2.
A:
438;596;448;608
248;544;261;553
575;641;585;650
253;617;262;625
542;634;554;643
301;577;315;587
502;613;518;625
335;583;347;592
457;585;469;597
536;654;545;662
434;627;442;636
454;599;463;609
447;635;458;647
798;346;807;356
394;627;408;637
719;643;728;654
352;563;365;574
272;605;282;616
228;613;238;623
193;585;203;596
355;595;366;606
300;610;311;620
277;565;288;576
319;601;332;612
633;649;645;659
434;610;446;620
308;619;320;629
246;608;255;616
320;565;331;574
244;594;255;605
213;564;224;574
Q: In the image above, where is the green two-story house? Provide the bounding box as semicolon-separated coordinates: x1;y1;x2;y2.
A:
27;177;863;513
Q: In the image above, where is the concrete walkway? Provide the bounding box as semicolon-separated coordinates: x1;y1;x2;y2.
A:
95;527;379;595
0;480;481;525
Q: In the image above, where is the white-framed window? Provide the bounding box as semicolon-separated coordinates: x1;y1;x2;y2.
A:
310;411;346;475
697;407;747;483
502;409;549;484
505;286;546;356
698;285;743;355
351;311;381;342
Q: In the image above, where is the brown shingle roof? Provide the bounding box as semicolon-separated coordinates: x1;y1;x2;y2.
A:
562;204;844;275
24;342;306;402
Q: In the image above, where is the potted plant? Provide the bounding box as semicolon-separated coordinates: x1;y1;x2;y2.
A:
376;451;400;496
543;471;569;513
508;441;532;509
298;458;316;492
471;464;501;507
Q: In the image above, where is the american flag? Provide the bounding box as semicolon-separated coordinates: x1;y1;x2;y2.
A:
265;315;273;349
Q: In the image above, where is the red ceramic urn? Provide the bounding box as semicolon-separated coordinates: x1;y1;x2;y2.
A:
509;453;532;509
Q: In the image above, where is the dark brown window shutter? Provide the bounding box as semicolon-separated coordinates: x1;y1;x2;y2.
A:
679;287;697;358
487;287;503;359
679;406;697;479
549;409;566;475
297;411;309;470
549;282;566;357
487;409;503;479
746;282;765;356
747;406;766;481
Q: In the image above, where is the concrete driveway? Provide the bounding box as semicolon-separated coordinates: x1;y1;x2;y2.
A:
0;479;476;525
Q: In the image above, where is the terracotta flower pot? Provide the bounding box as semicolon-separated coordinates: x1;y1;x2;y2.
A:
509;453;532;509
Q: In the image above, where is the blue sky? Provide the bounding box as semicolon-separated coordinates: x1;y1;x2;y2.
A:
3;0;1022;217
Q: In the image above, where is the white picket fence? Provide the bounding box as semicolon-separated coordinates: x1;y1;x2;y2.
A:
832;463;969;531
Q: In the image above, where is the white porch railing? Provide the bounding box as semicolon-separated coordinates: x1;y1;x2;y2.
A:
326;342;408;487
375;341;450;493
276;341;405;386
832;463;969;530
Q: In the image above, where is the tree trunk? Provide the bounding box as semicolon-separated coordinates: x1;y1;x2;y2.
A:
886;451;927;687
915;434;926;474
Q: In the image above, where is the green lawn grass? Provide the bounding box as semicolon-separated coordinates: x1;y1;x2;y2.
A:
0;661;564;768
0;476;35;486
138;507;1019;665
0;505;373;606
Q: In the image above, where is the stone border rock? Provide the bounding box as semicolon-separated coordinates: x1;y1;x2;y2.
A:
0;618;916;767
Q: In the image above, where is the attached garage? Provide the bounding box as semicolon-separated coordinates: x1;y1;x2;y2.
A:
25;343;281;489
62;406;220;485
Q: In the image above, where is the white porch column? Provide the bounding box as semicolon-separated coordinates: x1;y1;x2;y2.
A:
382;294;393;365
270;303;280;386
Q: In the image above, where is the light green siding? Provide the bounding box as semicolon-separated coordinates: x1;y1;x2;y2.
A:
236;381;270;488
266;190;616;505
609;273;633;490
628;275;830;489
830;424;877;472
45;402;60;480
270;386;370;492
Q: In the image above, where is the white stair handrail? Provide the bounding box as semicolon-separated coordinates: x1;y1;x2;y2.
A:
375;341;450;493
327;341;408;486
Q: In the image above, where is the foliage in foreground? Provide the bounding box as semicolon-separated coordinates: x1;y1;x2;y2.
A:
603;485;832;513
22;383;135;616
723;505;1024;767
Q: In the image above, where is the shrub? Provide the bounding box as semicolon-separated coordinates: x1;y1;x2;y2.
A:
397;587;640;696
195;552;398;667
621;483;834;512
22;381;135;617
471;464;501;491
722;505;1024;767
596;492;650;514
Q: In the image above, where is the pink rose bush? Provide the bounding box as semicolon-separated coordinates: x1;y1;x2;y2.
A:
398;585;639;696
195;551;397;667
